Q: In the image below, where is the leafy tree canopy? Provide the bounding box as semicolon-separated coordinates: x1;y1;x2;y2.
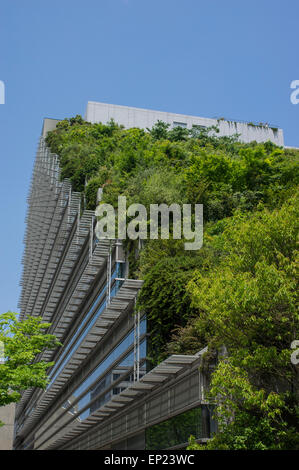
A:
0;312;60;425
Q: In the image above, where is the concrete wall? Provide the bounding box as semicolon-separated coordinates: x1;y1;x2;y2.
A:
0;404;15;450
41;118;60;138
85;101;284;146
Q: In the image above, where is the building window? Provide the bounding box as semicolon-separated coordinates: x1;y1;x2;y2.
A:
173;121;187;128
145;406;217;450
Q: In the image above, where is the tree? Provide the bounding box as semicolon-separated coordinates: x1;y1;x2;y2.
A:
168;125;189;142
147;120;170;140
200;361;299;450
184;192;299;449
0;312;60;425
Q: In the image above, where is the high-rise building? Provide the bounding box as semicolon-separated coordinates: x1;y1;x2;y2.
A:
14;104;282;450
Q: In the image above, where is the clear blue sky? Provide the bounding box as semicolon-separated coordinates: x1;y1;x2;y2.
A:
0;0;298;315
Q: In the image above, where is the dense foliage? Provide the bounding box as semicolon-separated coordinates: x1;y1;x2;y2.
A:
46;116;298;215
46;116;299;449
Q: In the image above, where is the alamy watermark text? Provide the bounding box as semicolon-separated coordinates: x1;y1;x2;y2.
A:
95;196;203;251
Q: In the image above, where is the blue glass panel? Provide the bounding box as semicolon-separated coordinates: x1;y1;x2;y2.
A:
34;319;147;445
47;266;120;389
78;337;147;420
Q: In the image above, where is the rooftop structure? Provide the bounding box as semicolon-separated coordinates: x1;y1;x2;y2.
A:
85;101;284;146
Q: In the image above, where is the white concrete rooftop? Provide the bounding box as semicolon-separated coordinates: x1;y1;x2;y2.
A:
85;101;284;146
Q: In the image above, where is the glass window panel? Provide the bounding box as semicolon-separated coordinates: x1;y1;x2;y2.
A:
146;407;202;450
173;121;187;128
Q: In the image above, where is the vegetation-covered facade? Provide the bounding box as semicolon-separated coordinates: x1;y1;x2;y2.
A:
15;115;299;450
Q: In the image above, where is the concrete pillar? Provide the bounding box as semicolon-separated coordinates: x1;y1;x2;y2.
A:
0;404;15;450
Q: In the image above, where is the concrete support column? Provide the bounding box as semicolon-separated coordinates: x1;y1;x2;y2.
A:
0;404;15;450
